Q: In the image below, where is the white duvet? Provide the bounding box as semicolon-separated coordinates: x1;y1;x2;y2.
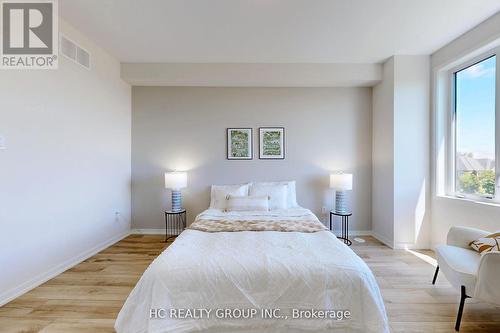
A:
115;208;389;333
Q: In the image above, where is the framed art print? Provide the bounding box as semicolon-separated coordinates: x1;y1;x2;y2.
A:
259;127;285;159
227;128;253;160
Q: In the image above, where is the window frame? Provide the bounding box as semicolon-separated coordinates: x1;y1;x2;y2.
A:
447;48;500;203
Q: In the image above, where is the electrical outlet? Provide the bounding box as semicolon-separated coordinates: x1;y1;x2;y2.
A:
115;211;121;222
321;206;327;214
0;135;5;150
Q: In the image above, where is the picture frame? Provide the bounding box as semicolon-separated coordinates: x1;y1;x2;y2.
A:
259;127;285;159
227;128;253;160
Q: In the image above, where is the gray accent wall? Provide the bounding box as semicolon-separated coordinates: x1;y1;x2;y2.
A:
132;87;372;232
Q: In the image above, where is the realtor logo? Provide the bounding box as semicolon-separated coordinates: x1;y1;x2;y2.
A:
1;0;58;69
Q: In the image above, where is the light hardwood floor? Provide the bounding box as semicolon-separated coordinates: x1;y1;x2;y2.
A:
0;235;499;333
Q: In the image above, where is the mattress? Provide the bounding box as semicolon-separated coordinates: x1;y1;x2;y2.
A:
115;208;389;333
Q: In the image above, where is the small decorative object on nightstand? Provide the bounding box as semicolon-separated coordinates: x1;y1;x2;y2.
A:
330;211;352;246
164;171;187;212
164;209;186;242
330;172;353;214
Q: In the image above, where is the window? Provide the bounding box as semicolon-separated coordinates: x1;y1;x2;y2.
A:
452;54;498;201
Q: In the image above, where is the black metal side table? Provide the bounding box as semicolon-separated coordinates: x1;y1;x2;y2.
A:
329;211;352;246
164;210;186;242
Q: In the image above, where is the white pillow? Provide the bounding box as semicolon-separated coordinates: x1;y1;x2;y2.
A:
210;184;249;210
251;180;298;208
249;184;288;210
226;195;270;212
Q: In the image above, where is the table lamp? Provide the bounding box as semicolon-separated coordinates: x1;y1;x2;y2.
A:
330;173;353;214
164;172;187;212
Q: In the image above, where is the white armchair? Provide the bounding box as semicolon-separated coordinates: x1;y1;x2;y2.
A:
433;226;500;331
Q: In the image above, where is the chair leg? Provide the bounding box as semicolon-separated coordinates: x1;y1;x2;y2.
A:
455;285;470;331
432;266;439;284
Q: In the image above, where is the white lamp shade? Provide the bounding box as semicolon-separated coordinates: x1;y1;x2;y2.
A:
164;172;187;190
330;173;353;191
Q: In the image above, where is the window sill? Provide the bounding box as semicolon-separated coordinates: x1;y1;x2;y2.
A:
436;194;500;208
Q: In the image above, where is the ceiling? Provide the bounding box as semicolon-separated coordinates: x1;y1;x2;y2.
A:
60;0;500;64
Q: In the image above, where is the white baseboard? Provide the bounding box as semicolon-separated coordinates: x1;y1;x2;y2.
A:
0;230;129;307
132;228;171;235
369;232;431;249
331;229;372;236
371;231;395;248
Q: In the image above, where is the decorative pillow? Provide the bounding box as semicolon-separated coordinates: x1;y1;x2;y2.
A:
249;184;288;210
469;232;500;254
251;180;298;208
226;195;270;212
210;184;249;210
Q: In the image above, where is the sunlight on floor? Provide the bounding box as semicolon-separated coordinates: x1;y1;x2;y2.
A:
405;249;438;267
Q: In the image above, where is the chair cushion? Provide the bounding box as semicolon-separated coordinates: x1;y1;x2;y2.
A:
435;245;480;294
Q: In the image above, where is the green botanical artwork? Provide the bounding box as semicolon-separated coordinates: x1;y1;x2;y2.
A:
230;130;249;157
263;131;282;156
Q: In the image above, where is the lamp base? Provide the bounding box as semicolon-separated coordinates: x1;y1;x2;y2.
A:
335;191;349;214
171;190;183;212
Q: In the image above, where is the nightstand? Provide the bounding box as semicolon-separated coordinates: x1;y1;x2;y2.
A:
329;211;352;246
164;209;186;242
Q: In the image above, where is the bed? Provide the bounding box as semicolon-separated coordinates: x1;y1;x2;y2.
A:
115;183;389;333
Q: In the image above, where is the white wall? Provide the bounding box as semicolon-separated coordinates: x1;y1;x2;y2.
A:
372;56;431;249
0;19;131;305
431;12;500;247
393;56;431;249
431;12;500;69
372;58;395;247
131;87;373;233
121;63;382;87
